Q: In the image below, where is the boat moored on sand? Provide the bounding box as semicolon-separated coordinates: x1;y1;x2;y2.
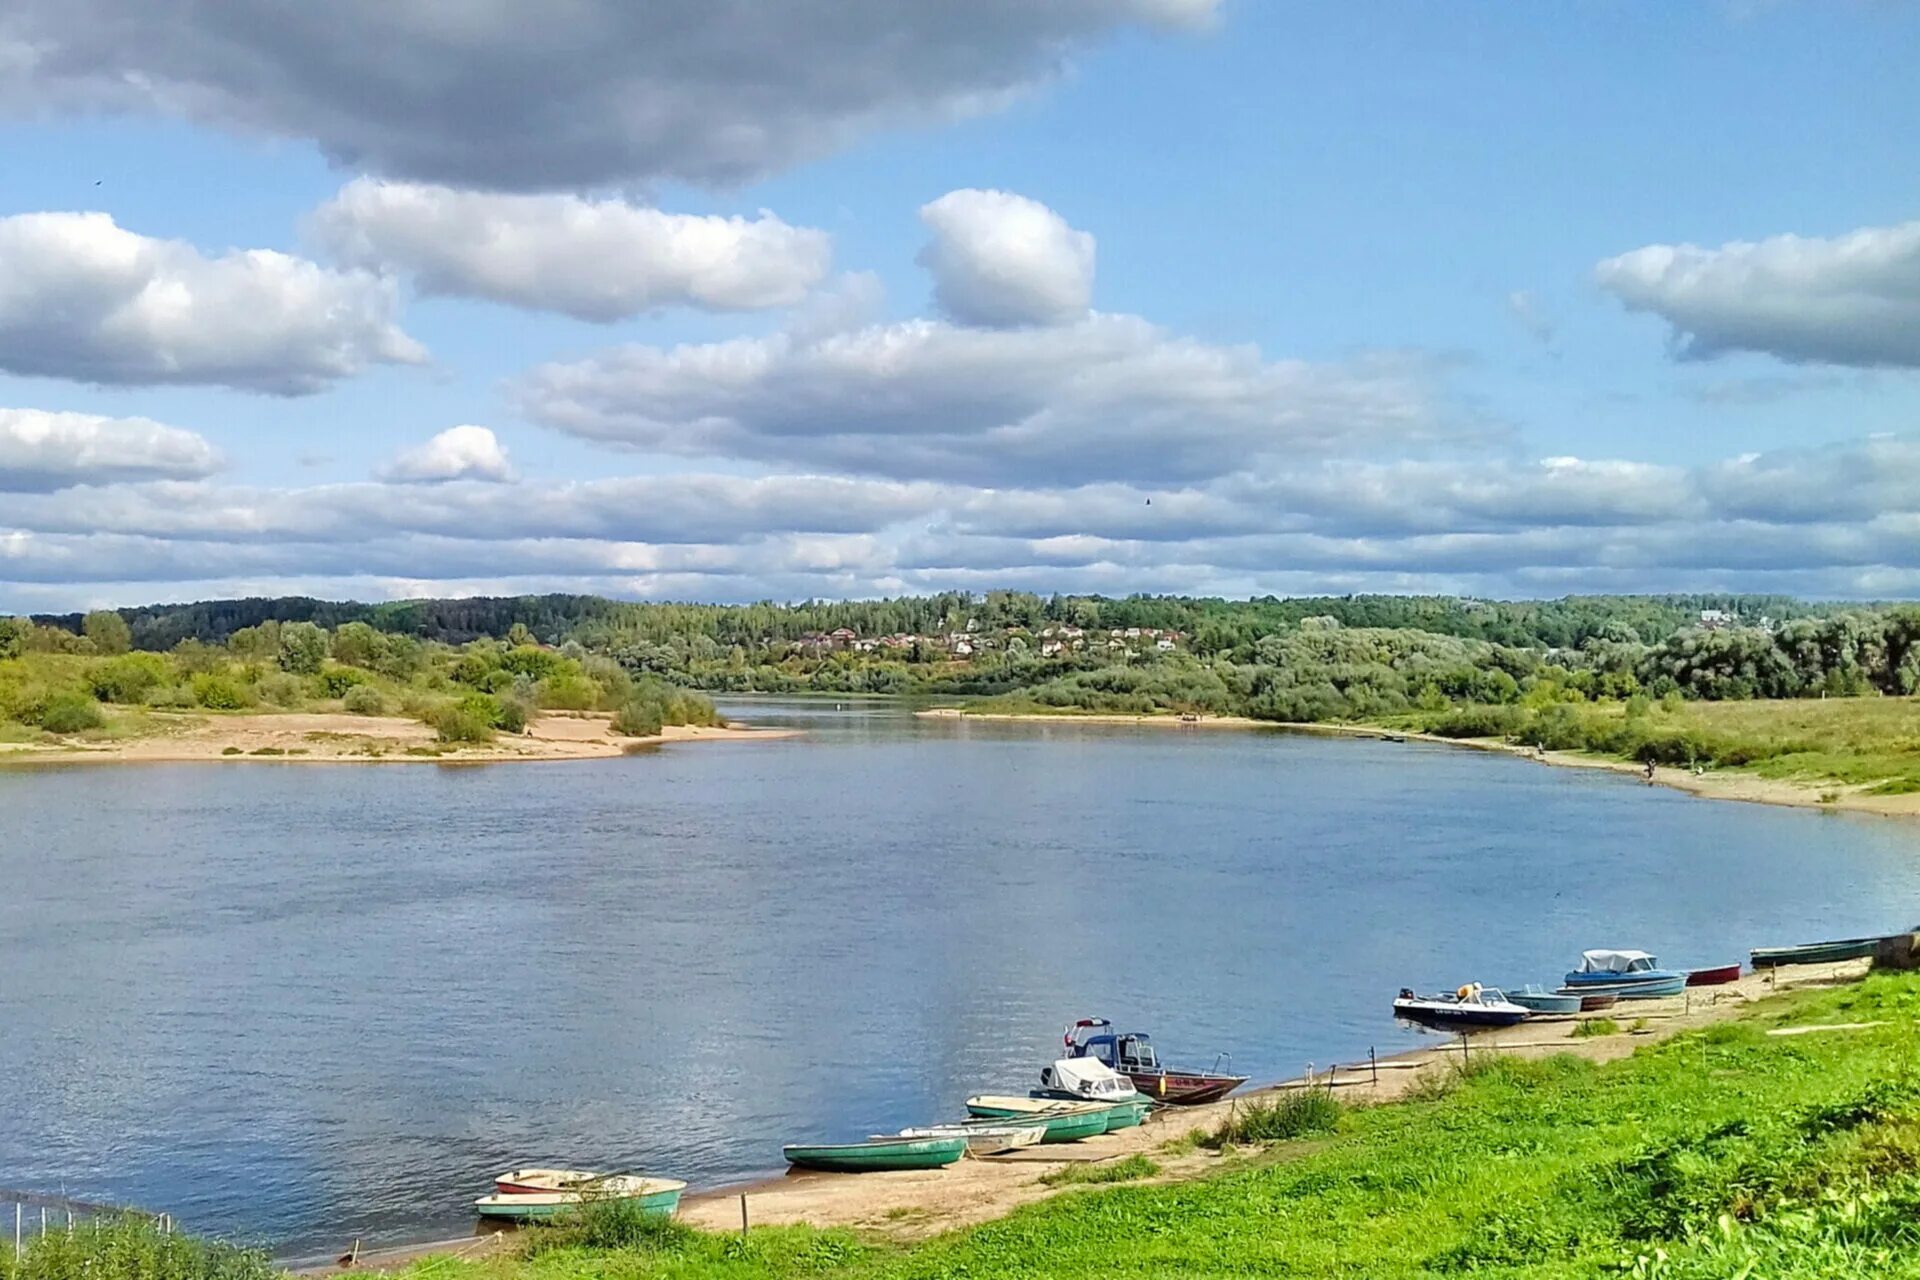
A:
891;1123;1044;1155
1684;963;1742;986
1392;984;1531;1029
964;1096;1118;1142
783;1135;966;1173
1062;1019;1248;1105
1504;985;1582;1014
1750;937;1883;968
474;1176;686;1220
1563;950;1687;995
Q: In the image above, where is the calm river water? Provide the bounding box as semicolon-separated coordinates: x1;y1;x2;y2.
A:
3;698;1918;1255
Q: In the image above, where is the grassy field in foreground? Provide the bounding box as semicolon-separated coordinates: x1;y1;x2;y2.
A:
10;978;1920;1280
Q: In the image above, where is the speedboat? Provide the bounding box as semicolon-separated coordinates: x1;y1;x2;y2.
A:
1393;984;1531;1029
1061;1019;1247;1105
1563;950;1687;997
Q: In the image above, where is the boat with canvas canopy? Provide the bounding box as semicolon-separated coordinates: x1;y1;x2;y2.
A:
1563;950;1686;996
1032;1058;1150;1129
1061;1019;1247;1106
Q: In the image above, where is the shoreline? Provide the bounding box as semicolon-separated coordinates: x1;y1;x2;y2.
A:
293;959;1869;1274
0;710;798;766
919;705;1919;820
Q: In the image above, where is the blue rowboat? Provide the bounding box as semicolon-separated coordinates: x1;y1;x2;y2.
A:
1505;985;1582;1014
1555;974;1685;1000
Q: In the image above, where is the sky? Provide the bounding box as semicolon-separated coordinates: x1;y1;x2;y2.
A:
1;0;1918;613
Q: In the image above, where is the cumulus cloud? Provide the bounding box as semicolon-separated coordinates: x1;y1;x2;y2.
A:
311;180;832;320
516;315;1460;486
0;212;423;394
0;407;219;492
379;426;515;484
1596;219;1920;367
917;189;1095;326
0;1;1218;190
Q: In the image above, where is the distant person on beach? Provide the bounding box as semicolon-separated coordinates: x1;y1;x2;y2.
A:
1644;759;1656;783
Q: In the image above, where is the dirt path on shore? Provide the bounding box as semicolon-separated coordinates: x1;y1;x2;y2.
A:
0;711;796;765
307;961;1865;1273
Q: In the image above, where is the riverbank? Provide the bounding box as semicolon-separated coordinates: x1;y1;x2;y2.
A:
0;710;797;765
293;958;1866;1276
305;961;1908;1279
915;707;1268;729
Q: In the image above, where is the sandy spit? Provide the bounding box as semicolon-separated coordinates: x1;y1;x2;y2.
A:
0;711;797;766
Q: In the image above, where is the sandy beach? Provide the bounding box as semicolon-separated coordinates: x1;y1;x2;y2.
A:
302;958;1867;1273
0;710;797;765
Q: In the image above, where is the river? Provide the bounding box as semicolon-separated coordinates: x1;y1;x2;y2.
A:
3;697;1917;1255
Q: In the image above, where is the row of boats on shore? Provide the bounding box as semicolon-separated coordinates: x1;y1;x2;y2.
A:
472;934;1899;1222
1393;933;1898;1030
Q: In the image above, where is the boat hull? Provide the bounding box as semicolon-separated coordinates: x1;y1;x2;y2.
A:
1750;938;1880;968
964;1098;1111;1143
1555;975;1685;999
1393;1001;1528;1028
1578;994;1619;1012
783;1137;966;1172
1123;1070;1247;1105
894;1125;1043;1156
474;1181;685;1221
1562;969;1687;989
495;1168;608;1195
1685;963;1742;986
1505;990;1582;1014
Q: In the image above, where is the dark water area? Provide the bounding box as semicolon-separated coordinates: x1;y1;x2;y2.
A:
3;698;1918;1255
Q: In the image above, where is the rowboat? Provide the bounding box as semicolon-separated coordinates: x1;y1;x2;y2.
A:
1504;985;1582;1014
1563;949;1687;992
474;1176;686;1221
1685;963;1742;986
494;1168;608;1195
1750;937;1882;968
891;1123;1044;1155
1061;1019;1248;1106
1577;993;1618;1013
1393;984;1531;1029
964;1096;1114;1143
782;1136;966;1173
1092;1098;1152;1132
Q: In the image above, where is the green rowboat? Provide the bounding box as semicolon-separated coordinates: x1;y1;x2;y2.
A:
1100;1098;1152;1132
964;1096;1112;1143
783;1135;966;1172
474;1177;686;1221
1750;936;1883;968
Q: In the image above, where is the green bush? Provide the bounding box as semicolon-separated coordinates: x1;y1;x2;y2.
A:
1209;1086;1342;1145
611;696;664;737
191;674;253;710
341;685;388;715
90;653;170;704
536;671;599;710
311;665;367;699
37;691;106;733
1;1213;274;1280
253;672;305;707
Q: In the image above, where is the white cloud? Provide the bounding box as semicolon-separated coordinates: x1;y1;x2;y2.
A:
379;426;515;484
516;315;1461;486
311;180;832;320
0;1;1218;190
0;212;424;394
1597;219;1920;367
917;189;1095;326
0;407;219;492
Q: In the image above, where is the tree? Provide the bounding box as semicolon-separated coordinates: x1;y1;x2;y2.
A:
277;622;330;675
83;610;131;655
0;616;27;659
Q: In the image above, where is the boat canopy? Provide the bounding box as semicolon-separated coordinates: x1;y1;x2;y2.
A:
1577;949;1658;974
1041;1057;1139;1101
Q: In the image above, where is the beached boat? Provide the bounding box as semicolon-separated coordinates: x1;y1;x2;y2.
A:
1505;985;1582;1014
1034;1057;1146;1105
474;1177;686;1221
1061;1019;1248;1105
1556;974;1685;999
1577;993;1619;1012
1750;937;1883;968
964;1096;1115;1143
1685;963;1742;986
494;1169;609;1195
1392;984;1531;1029
891;1123;1044;1156
1563;950;1687;992
782;1135;966;1173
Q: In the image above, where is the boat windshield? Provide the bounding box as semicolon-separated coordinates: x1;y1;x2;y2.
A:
1117;1035;1158;1069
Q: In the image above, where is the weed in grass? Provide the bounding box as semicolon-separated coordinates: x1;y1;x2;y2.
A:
1574;1017;1622;1038
522;1197;696;1257
1630;1017;1650;1033
0;1215;272;1280
1156;1128;1207;1156
1039;1154;1160;1187
1208;1086;1342;1145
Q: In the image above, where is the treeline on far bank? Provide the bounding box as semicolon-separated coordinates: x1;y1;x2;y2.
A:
0;614;721;744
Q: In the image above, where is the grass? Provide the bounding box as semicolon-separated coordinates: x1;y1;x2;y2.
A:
1573;1016;1622;1038
1037;1154;1160;1187
0;1214;272;1280
1207;1085;1343;1146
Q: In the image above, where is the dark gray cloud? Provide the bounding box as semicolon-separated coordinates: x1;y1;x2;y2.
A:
0;1;1216;190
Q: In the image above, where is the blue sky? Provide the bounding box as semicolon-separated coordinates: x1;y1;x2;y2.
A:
1;0;1917;610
